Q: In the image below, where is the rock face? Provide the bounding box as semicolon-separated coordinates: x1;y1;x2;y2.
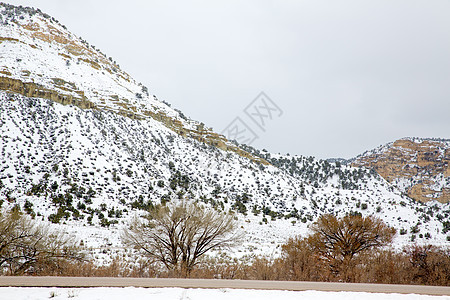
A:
352;138;450;203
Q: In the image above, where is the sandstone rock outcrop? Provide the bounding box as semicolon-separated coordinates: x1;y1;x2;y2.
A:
352;138;450;203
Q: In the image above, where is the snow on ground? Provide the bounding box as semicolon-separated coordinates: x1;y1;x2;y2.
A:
0;287;448;300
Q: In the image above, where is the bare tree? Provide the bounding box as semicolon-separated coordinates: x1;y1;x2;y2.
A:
0;209;82;275
307;214;396;277
122;201;239;277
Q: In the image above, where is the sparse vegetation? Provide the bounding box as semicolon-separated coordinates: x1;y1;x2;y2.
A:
0;3;449;287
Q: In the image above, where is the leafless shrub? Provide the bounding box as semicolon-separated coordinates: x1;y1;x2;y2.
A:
122;201;240;277
306;214;396;280
0;209;82;275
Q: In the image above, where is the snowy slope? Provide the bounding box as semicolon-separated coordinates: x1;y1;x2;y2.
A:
0;3;449;263
0;4;176;120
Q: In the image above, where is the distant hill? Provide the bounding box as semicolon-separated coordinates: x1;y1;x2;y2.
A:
352;137;450;204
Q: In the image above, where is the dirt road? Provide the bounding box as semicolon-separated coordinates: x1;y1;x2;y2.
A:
0;277;448;296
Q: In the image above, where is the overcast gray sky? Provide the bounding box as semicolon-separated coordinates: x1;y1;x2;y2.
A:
14;0;450;159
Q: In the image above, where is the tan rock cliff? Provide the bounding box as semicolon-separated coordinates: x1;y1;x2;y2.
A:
352;139;450;203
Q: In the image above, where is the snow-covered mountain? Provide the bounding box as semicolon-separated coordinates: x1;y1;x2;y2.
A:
0;3;448;262
352;137;450;204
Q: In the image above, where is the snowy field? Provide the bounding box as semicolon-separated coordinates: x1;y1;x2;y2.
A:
0;287;448;300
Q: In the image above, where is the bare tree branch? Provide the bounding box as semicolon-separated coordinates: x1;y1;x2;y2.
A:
122;201;240;277
0;209;83;275
307;214;396;277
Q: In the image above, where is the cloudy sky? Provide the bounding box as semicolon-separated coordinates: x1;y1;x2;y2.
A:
14;0;450;159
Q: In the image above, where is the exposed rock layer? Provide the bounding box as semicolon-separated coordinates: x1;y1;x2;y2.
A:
352;139;450;203
0;76;267;165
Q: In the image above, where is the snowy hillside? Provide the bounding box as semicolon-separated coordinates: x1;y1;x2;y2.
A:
352;137;450;203
0;3;449;262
